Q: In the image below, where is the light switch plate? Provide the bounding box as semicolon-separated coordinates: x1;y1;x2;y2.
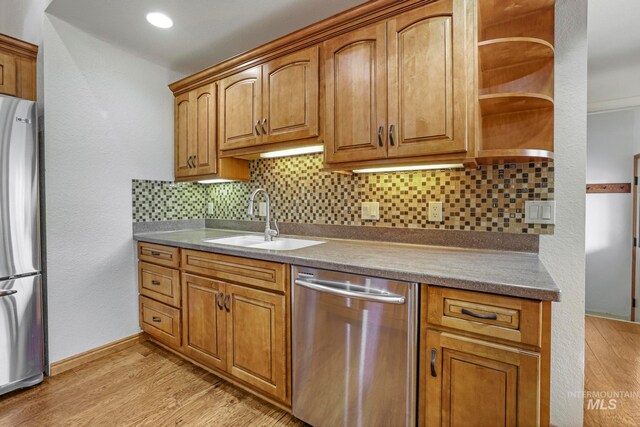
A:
258;202;267;217
525;200;555;224
429;201;443;222
361;202;380;220
207;202;214;215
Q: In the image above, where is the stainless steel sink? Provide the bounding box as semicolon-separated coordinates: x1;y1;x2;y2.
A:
204;235;325;251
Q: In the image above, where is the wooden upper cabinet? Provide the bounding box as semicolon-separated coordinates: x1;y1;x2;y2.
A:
219;66;263;151
0;34;37;100
263;46;319;144
174;83;218;179
324;22;388;164
0;52;17;96
225;283;288;404
425;330;541;427
192;84;217;175
174;92;192;178
387;0;467;158
218;47;320;153
182;273;227;371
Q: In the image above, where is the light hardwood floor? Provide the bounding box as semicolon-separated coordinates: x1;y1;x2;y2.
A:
0;341;304;427
584;315;640;426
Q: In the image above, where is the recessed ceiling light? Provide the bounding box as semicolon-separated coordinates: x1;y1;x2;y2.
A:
146;12;173;29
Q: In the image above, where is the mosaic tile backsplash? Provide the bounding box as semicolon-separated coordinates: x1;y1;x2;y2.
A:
133;154;554;234
132;180;208;221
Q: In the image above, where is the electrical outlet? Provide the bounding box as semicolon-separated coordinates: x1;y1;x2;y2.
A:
429;201;443;222
207;202;214;215
258;202;267;217
361;202;380;220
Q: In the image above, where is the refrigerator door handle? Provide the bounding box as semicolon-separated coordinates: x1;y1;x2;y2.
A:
0;290;17;298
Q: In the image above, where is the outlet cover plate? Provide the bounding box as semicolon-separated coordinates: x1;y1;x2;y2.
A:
361;202;380;220
258;202;267;217
429;201;443;222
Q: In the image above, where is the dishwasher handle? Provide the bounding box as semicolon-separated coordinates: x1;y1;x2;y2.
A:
295;279;406;305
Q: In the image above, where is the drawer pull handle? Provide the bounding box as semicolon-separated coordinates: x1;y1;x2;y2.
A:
430;348;437;377
151;280;161;286
152;316;161;323
224;294;231;312
461;308;498;320
150;251;161;256
217;292;224;310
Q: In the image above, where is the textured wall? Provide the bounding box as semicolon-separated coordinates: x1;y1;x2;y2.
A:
44;15;180;363
133;156;555;235
540;0;588;424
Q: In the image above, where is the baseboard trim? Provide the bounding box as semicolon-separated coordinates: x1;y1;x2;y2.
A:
50;332;148;376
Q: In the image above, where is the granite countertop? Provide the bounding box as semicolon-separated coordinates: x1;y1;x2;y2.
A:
133;228;561;301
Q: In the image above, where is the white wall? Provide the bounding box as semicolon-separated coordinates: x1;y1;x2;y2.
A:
538;0;588;425
43;15;179;362
585;109;639;319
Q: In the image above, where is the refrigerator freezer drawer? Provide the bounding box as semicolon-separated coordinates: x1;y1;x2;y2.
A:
0;274;44;395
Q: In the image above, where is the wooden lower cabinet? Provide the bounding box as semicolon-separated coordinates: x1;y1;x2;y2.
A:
425;330;541;427
225;283;287;403
181;273;227;371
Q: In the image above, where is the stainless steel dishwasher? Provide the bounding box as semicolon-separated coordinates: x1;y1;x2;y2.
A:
292;266;418;427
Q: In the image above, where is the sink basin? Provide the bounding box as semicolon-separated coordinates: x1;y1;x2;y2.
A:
204;235;324;251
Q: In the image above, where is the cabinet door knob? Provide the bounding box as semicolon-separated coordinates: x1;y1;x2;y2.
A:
255;120;261;136
217;292;225;310
389;124;395;146
430;348;437;377
224;294;231;312
261;118;267;135
377;126;384;147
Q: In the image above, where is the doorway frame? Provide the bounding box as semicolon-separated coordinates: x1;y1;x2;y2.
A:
632;154;640;321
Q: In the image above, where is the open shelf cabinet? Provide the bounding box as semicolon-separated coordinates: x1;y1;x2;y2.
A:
476;0;555;163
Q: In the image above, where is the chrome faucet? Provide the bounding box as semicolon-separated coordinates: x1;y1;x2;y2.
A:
247;188;279;241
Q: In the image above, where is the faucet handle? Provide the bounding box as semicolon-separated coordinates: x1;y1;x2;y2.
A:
271;219;280;237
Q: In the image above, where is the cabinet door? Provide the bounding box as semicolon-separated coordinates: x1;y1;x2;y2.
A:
262;46;319;144
192;84;218;176
182;274;227;371
387;0;468;158
225;284;288;403
324;22;387;164
219;66;262;151
0;52;17;97
424;330;540;427
174;91;193;178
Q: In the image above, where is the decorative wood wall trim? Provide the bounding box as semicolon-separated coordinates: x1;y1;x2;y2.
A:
169;0;435;95
0;33;38;59
50;332;148;376
586;183;631;194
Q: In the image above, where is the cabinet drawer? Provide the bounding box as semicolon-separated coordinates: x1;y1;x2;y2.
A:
426;287;542;347
138;261;181;308
138;242;180;268
182;250;286;293
140;296;181;348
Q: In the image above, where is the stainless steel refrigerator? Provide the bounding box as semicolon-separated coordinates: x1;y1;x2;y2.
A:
0;94;44;395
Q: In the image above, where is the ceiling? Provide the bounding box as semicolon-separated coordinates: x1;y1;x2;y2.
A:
588;0;640;74
588;0;640;103
45;0;367;77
